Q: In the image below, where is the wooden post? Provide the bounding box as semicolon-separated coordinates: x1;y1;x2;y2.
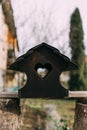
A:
0;98;20;130
73;98;87;130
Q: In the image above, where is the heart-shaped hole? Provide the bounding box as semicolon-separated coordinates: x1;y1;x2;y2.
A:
35;63;52;78
37;68;48;78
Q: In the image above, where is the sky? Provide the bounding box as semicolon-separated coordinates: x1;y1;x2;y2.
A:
11;0;87;55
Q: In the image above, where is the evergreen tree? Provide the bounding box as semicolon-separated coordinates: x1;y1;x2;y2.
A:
69;8;86;90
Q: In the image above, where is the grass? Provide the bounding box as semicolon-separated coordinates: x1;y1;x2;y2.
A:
23;99;76;129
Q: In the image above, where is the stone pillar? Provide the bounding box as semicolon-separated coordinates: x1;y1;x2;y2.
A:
0;98;20;130
73;98;87;130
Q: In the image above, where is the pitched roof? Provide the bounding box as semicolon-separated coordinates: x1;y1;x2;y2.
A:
9;42;78;71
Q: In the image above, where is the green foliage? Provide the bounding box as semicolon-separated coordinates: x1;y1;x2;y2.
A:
57;120;73;130
26;99;75;129
46;115;73;130
69;8;86;90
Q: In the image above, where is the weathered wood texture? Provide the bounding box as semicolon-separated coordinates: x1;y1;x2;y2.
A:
73;98;87;130
0;99;20;130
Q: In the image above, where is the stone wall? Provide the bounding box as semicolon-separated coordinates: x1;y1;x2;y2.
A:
0;99;20;130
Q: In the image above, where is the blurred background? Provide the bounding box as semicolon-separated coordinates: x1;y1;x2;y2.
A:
0;0;87;129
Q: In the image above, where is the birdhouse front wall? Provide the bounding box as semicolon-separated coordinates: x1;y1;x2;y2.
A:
19;47;68;98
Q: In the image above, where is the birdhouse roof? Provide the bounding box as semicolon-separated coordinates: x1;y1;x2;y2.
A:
9;42;78;71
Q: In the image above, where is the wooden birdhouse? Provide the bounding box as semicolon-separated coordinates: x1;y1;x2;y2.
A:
9;43;78;98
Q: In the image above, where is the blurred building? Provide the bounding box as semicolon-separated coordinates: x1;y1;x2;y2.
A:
0;1;19;92
0;5;8;70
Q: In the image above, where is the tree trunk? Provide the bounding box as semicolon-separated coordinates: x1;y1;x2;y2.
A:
0;98;20;130
73;98;87;130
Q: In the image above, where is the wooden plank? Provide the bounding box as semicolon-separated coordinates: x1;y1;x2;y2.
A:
68;91;87;98
0;92;18;98
0;91;87;98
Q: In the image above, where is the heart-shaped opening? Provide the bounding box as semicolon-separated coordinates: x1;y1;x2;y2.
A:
35;63;52;78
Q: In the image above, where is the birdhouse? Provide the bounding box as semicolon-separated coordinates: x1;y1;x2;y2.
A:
9;43;78;98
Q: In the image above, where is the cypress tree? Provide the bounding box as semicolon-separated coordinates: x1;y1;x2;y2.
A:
69;8;86;90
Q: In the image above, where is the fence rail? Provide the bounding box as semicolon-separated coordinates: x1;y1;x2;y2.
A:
0;92;18;98
0;91;87;98
68;91;87;98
